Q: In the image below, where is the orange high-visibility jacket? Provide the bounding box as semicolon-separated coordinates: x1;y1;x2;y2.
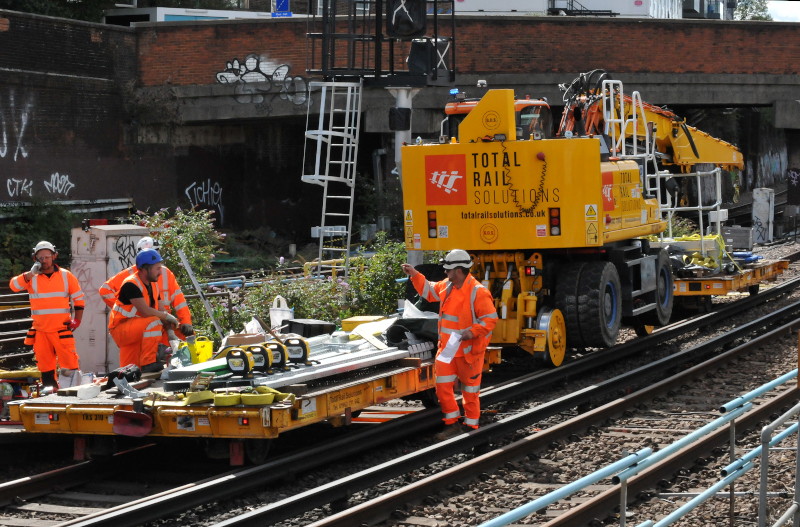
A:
108;273;161;330
101;265;191;325
10;266;85;332
411;273;498;363
98;267;135;307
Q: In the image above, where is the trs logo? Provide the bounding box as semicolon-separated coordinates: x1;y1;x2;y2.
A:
425;154;467;205
430;171;461;193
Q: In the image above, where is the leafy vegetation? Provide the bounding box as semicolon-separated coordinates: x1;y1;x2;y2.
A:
0;200;79;278
734;0;772;21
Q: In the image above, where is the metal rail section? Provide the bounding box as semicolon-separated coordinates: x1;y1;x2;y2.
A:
8;279;800;527
478;369;798;527
31;286;800;527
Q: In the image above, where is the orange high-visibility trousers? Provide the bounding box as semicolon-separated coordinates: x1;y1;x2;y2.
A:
110;316;163;368
31;328;79;372
434;354;483;428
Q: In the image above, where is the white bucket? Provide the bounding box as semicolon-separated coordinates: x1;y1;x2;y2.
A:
269;295;294;330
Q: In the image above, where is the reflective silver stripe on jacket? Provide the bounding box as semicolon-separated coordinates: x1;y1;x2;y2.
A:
10;276;24;290
421;279;441;302
31;308;70;315
112;304;138;318
31;270;69;299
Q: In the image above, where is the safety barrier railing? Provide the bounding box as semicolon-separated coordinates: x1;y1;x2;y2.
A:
479;368;798;527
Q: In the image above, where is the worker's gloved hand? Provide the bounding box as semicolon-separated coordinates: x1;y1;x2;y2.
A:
460;328;474;340
68;319;81;331
163;313;179;326
30;262;42;276
180;323;194;336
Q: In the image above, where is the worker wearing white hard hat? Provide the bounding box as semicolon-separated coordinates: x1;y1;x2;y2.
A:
8;241;86;390
401;249;497;440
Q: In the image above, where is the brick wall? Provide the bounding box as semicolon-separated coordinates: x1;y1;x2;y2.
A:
135;16;799;87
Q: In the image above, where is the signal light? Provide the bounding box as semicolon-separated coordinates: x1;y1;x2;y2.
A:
524;266;536;276
427;211;438;238
549;208;561;236
239;417;250;426
49;413;58;421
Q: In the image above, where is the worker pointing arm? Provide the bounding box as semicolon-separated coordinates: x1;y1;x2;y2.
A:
401;249;498;438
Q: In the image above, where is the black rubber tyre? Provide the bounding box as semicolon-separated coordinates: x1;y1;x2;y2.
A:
554;262;587;349
641;249;673;326
244;439;273;465
577;261;622;348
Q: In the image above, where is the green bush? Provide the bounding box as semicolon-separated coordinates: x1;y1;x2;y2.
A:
127;208;222;287
347;232;408;316
0;200;79;279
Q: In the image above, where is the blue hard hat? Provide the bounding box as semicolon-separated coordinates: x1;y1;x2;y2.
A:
136;248;163;268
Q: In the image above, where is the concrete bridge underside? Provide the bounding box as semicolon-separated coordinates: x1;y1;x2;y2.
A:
162;72;800;134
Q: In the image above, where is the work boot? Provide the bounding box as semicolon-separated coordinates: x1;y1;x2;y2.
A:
40;370;58;391
140;362;164;373
434;423;470;441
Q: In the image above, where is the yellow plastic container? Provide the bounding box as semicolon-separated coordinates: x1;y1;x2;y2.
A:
188;335;214;364
341;315;386;332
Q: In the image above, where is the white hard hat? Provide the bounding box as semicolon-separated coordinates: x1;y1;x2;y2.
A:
136;236;157;252
442;249;473;270
32;240;57;256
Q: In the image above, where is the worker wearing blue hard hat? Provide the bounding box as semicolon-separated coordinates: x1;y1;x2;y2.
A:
108;248;179;371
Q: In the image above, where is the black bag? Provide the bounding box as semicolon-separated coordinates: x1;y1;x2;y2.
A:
105;364;142;390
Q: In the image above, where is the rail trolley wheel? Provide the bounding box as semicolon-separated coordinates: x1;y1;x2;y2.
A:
640;249;674;326
748;284;760;296
577;261;622;348
554;262;587;349
536;307;566;367
244;439;273;465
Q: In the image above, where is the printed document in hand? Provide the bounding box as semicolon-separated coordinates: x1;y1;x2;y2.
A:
437;332;462;364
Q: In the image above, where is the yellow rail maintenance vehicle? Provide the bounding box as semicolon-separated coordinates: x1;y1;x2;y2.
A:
402;72;786;366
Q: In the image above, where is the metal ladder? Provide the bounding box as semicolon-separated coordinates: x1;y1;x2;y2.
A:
302;80;363;276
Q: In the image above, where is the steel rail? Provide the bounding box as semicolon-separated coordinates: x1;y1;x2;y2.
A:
304;311;800;527
41;278;800;527
0;444;157;507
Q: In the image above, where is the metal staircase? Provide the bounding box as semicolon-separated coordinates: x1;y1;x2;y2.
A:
302;80;363;276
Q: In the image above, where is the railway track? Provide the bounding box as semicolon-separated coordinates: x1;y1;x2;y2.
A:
209;288;800;527
0;442;236;526
0;276;790;526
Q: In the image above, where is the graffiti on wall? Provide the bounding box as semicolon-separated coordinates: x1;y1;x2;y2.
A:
185;179;224;225
6;178;33;198
5;172;77;198
112;235;138;272
0;90;33;163
216;54;309;113
44;172;76;196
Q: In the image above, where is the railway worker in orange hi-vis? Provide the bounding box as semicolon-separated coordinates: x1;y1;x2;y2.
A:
109;249;180;372
99;236;194;342
9;241;86;391
401;249;498;440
